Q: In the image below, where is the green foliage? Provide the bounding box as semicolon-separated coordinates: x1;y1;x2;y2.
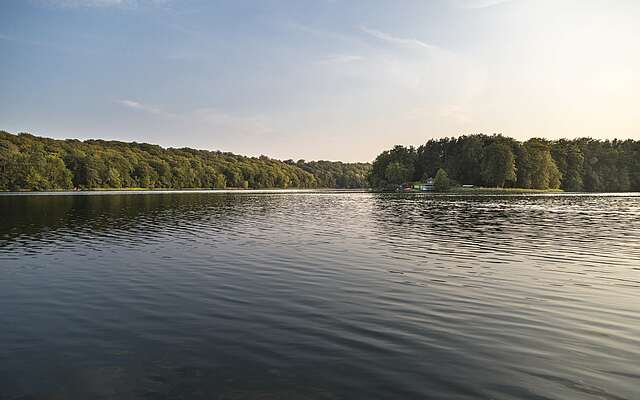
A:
520;139;561;190
4;130;637;193
297;160;370;188
384;162;411;185
370;134;640;192
0;131;371;191
433;168;450;192
481;141;517;188
0;138;73;191
553;142;584;191
369;145;416;188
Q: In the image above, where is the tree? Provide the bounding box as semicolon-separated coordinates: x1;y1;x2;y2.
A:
370;134;637;193
433;168;450;192
481;142;517;188
457;135;484;185
214;174;226;188
3;130;640;193
0;130;371;191
384;161;412;185
521;139;561;189
552;140;584;191
368;145;416;188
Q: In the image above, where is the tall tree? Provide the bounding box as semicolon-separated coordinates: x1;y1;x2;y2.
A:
385;161;412;185
521;139;561;189
481;142;517;188
433;168;450;192
369;145;416;188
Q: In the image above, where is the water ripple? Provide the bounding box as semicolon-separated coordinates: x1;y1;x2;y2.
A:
1;192;639;399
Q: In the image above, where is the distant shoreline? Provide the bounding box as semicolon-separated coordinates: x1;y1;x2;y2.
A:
0;188;371;195
3;187;639;196
0;131;371;192
448;187;563;194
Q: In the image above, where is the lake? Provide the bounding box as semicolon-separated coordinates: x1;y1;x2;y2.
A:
1;191;639;400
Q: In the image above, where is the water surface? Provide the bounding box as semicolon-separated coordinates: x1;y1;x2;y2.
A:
1;192;639;399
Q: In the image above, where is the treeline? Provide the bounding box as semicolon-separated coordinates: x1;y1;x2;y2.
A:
0;131;370;191
370;134;640;192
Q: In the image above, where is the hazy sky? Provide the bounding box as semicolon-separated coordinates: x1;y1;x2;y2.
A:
1;0;639;161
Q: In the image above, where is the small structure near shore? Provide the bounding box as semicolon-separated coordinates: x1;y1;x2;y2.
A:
413;178;434;192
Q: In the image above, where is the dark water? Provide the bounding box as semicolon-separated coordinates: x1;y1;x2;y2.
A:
1;191;639;400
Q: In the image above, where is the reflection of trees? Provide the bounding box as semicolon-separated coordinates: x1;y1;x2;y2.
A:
369;194;510;239
368;194;640;268
0;193;290;252
368;194;562;259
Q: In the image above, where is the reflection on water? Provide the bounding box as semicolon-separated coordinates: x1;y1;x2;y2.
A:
1;192;639;400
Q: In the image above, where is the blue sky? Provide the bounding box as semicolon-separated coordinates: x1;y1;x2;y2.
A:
1;0;639;161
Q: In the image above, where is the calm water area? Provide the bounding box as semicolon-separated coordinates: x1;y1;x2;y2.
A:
1;191;639;399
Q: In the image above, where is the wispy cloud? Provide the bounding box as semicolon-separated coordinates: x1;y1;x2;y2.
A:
316;54;363;65
288;22;361;46
115;100;274;138
360;26;438;51
117;99;169;116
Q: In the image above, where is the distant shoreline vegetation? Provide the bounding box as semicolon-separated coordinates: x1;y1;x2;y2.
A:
370;134;640;192
0;131;370;191
2;131;639;193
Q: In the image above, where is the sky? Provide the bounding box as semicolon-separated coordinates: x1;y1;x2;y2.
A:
1;0;639;162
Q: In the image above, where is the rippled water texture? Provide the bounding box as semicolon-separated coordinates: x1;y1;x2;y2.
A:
1;192;639;400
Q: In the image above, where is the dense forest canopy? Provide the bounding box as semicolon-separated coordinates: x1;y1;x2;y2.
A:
3;131;639;192
370;134;640;192
0;131;370;191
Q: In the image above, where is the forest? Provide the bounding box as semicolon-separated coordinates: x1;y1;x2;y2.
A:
0;131;370;191
369;134;640;192
3;131;639;192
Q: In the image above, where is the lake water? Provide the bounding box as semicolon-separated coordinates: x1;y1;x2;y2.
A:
1;191;639;400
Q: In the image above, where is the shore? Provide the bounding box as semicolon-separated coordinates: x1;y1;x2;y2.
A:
0;188;371;195
447;187;564;194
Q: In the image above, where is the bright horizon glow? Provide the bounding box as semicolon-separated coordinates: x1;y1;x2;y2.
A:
1;0;639;162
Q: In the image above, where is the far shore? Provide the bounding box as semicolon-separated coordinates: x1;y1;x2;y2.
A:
0;188;371;195
448;187;564;194
4;187;638;196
